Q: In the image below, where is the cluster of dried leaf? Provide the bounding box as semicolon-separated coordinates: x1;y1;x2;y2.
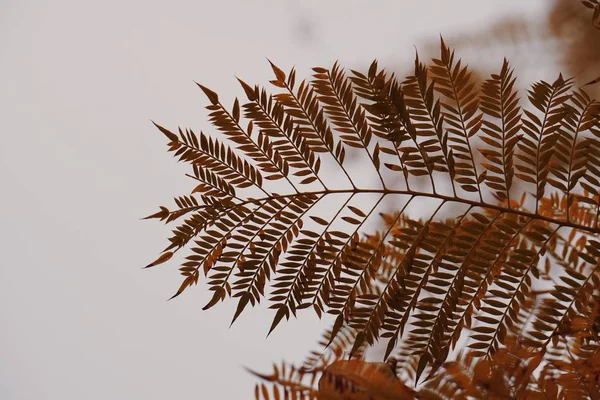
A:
145;28;600;398
252;333;600;399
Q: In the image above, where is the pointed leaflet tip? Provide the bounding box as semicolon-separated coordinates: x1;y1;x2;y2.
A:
142;206;169;221
413;45;420;63
230;294;250;327
144;251;173;269
384;334;398;361
244;366;274;382
415;354;429;386
266;58;286;82
166;293;178;301
583;75;600;87
151;120;178;142
202;288;223;311
326;314;345;348
236;77;257;101
267;307;288;337
166;275;195;301
368;59;378;79
439;35;450;61
195;82;219;105
349;331;366;359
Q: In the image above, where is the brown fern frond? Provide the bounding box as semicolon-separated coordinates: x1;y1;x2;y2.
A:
199;85;292;189
430;38;484;200
146;39;600;385
479;58;522;205
268;63;350;186
237;79;324;188
518;75;573;210
312;62;384;187
402;53;453;191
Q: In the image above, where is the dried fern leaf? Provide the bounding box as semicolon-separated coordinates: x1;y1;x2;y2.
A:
146;38;600;380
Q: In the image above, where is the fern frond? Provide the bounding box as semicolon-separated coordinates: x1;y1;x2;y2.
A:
146;38;600;382
479;58;521;205
430;38;484;200
402;53;453;192
312;62;384;187
518;75;573;211
237;79;324;188
268;63;350;187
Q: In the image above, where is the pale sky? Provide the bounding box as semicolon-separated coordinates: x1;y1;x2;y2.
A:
1;1;556;398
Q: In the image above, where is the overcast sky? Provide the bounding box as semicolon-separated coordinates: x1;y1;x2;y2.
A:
1;1;557;398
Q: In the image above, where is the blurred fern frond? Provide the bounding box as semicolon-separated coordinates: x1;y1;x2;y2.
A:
251;334;600;399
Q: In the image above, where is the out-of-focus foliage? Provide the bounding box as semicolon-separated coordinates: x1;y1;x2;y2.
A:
252;333;600;399
581;0;600;29
430;1;600;96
